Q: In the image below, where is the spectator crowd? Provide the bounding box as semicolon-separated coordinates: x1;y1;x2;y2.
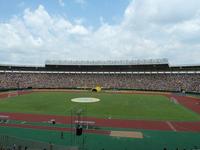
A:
0;72;200;93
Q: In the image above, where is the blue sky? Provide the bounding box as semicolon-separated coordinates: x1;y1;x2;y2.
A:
0;0;200;65
0;0;130;28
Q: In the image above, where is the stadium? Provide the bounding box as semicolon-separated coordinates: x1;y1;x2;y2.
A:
0;58;200;150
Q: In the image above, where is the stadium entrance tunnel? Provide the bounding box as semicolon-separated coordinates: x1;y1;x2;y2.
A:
92;88;97;92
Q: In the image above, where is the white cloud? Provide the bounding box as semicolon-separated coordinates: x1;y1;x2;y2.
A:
0;0;200;65
0;5;90;65
58;0;65;7
74;18;85;25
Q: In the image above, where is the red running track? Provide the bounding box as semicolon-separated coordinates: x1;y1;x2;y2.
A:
169;95;200;114
0;91;32;99
1;112;200;132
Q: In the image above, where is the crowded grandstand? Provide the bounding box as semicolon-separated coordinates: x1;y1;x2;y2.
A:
0;59;199;93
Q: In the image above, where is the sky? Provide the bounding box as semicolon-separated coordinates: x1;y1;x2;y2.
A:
0;0;200;65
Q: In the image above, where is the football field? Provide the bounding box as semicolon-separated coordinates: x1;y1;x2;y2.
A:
0;91;199;121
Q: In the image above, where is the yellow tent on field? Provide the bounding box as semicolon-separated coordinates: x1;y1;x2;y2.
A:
92;85;101;92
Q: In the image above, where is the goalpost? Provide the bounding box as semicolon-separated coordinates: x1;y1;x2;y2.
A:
7;91;19;98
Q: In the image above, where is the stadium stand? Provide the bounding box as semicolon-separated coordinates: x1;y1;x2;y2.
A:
0;59;200;93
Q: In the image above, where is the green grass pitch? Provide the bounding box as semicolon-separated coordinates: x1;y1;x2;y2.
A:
0;91;200;121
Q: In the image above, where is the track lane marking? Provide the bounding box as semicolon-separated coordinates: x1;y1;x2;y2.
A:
166;121;177;132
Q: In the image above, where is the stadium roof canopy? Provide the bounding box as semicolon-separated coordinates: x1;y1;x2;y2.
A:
1;58;200;72
45;58;169;66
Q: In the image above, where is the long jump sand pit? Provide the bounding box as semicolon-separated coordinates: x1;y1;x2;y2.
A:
110;131;143;139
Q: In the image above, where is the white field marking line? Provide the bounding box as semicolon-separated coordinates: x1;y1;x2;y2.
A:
170;97;179;104
166;121;177;132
